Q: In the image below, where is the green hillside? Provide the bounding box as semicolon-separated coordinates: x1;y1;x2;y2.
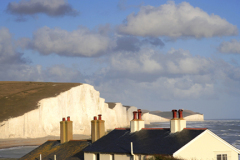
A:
0;81;81;122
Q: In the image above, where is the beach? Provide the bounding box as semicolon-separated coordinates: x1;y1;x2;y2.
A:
0;134;90;149
0;134;90;159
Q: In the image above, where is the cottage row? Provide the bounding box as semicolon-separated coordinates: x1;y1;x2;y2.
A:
20;109;240;160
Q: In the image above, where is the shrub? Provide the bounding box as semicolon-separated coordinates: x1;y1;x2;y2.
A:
147;154;182;160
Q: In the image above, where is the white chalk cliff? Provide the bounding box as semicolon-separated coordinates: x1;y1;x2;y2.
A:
184;114;204;121
142;112;169;124
0;84;137;139
0;83;203;139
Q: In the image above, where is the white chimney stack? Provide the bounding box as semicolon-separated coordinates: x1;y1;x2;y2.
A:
178;109;186;131
130;109;145;133
170;109;186;133
137;109;145;131
170;110;179;133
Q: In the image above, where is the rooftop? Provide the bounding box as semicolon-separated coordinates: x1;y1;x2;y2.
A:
19;140;90;160
83;128;206;155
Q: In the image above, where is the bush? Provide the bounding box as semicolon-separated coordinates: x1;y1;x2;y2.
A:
147;154;182;160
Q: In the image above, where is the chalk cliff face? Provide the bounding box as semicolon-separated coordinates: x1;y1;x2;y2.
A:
0;84;136;139
142;113;169;124
0;83;204;139
184;114;204;121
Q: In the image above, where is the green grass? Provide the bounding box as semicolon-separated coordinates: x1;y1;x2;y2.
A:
0;81;81;122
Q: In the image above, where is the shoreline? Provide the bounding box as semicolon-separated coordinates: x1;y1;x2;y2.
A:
0;134;90;149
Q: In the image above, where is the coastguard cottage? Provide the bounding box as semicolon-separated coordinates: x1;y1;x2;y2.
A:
20;110;240;160
84;109;240;160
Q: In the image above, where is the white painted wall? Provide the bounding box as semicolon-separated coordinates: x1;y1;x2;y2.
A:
84;153;96;160
100;154;113;160
174;130;239;160
114;154;131;160
178;119;186;131
0;84;137;139
170;119;179;133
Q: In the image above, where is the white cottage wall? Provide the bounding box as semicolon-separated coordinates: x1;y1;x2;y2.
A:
114;154;131;160
100;154;113;160
174;130;239;160
84;153;96;160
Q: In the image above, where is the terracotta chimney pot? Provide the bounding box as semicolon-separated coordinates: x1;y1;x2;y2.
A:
133;111;137;120
137;109;142;120
67;116;70;121
94;116;97;120
178;109;183;119
172;110;178;119
98;114;102;120
62;118;65;121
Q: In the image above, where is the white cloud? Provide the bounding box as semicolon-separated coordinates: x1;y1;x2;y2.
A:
0;28;25;64
166;56;212;74
110;49;163;74
90;47;240;102
218;39;240;54
146;77;215;99
94;76;215;104
7;0;78;17
0;28;84;82
0;63;84;82
26;27;113;57
118;1;238;38
43;65;83;82
106;48;214;80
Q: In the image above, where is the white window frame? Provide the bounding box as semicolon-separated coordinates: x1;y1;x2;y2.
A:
214;151;230;160
217;154;227;160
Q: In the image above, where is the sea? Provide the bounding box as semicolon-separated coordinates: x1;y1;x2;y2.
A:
0;120;240;159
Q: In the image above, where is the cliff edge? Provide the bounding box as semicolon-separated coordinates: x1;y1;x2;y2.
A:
0;81;204;140
0;82;136;139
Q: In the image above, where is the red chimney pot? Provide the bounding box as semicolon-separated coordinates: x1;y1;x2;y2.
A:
98;114;102;120
133;111;137;120
178;109;183;119
94;116;97;120
62;117;65;121
172;110;177;119
67;116;70;121
137;109;142;120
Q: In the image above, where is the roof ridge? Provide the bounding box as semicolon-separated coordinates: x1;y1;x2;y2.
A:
142;128;170;130
184;128;207;130
115;128;130;130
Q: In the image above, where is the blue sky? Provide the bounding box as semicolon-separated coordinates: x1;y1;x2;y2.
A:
1;0;240;119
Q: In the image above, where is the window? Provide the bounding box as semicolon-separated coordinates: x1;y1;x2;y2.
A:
217;154;227;160
95;153;99;160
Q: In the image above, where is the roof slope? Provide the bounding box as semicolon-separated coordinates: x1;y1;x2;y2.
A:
0;81;81;122
19;140;90;160
83;128;206;155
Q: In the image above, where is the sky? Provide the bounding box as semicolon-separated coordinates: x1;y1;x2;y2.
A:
0;0;240;119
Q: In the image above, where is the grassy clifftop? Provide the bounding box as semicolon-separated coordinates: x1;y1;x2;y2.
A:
0;81;81;122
